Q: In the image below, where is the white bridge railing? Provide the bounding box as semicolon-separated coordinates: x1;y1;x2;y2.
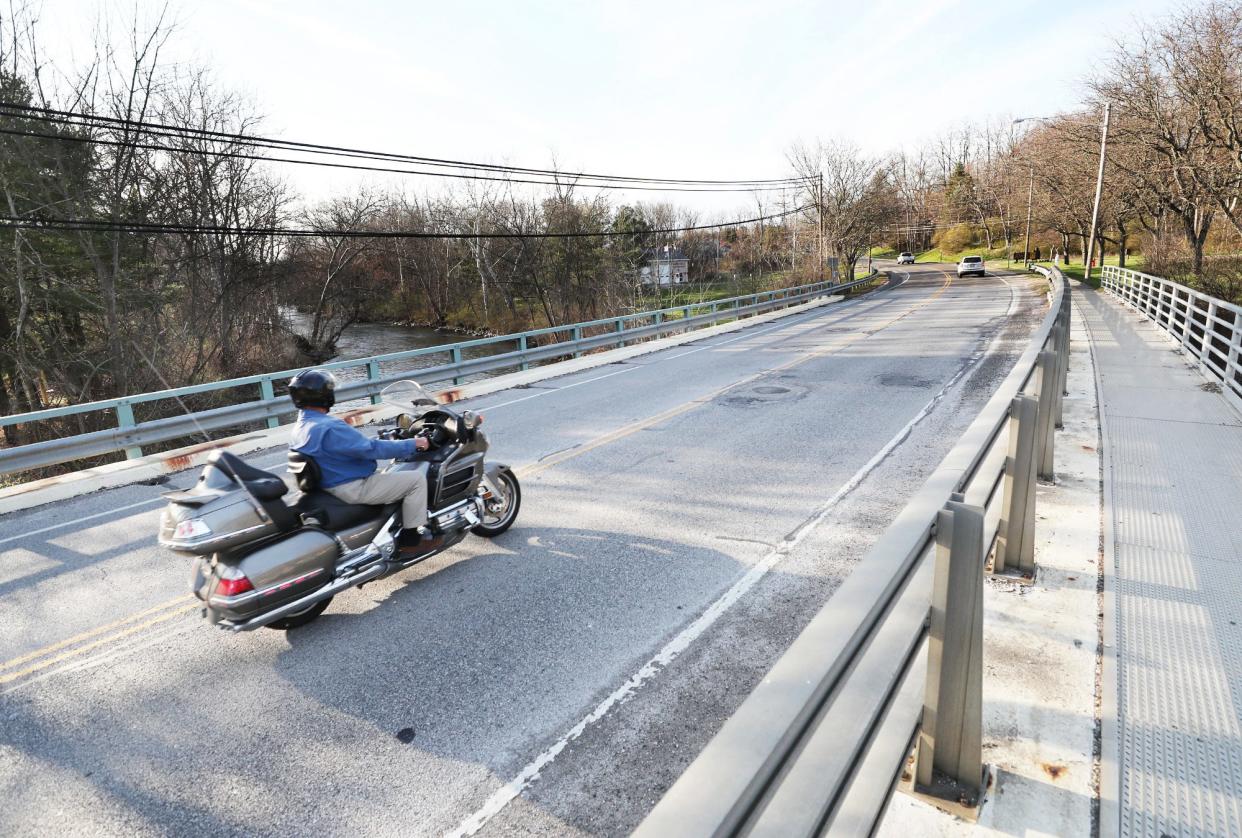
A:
1100;265;1242;413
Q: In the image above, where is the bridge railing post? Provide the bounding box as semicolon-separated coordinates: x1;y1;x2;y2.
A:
366;361;382;404
259;378;280;428
450;347;463;386
1053;317;1068;430
1036;348;1058;481
116;401;143;460
996;394;1039;577
915;494;986;807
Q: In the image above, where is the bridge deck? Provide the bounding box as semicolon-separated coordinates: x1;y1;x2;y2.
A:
1084;286;1242;837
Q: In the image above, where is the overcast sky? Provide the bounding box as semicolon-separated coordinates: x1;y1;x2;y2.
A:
49;0;1177;214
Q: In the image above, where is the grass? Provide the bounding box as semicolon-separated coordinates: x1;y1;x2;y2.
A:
1055;254;1144;286
914;245;1012;264
636;270;800;310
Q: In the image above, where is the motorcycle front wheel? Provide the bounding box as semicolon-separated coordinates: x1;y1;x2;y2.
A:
472;470;521;537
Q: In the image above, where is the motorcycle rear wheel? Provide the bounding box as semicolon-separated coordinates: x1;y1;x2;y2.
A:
265;595;333;630
472;471;520;537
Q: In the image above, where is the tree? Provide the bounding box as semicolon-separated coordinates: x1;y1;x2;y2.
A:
789;140;894;281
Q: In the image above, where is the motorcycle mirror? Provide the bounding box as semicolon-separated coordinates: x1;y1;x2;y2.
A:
396;413;414;430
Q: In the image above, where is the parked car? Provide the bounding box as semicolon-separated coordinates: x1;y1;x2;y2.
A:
957;255;986;277
897;252;915;265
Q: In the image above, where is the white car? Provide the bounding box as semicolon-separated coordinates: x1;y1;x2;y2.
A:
957;255;986;277
897;252;915;265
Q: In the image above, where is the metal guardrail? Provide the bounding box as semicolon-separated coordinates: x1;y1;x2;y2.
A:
0;275;879;476
636;266;1071;836
1101;265;1242;413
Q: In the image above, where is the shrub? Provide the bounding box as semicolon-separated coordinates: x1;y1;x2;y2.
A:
934;223;975;255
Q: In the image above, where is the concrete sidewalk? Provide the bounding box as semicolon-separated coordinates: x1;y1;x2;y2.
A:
1082;285;1242;837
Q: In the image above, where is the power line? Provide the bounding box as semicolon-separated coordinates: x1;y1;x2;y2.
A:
0;124;798;194
0;204;810;239
0;101;805;190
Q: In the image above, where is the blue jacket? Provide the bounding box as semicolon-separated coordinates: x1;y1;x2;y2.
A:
290;410;418;489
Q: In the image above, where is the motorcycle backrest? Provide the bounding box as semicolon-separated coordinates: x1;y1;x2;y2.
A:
288;451;323;492
208;450;288;501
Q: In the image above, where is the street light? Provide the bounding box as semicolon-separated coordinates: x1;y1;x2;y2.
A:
1013;108;1113;281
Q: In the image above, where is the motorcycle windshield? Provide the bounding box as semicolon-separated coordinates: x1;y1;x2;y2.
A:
379;380;440;417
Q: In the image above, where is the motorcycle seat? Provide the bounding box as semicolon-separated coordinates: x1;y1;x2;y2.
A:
209;450;288;500
294;491;388;531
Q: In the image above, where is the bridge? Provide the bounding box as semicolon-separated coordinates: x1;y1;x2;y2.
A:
1;262;1239;836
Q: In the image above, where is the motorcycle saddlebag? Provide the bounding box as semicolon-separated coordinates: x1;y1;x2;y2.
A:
208;529;340;622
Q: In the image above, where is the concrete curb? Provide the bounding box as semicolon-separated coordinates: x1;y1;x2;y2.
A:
1079;287;1124;838
0;290;856;515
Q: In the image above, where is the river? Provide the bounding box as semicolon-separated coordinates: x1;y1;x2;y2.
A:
284;310;519;393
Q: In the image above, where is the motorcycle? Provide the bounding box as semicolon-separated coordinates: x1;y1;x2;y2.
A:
158;380;521;631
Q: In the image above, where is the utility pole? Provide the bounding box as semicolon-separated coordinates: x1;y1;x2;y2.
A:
1023;164;1034;268
818;172;826;282
1084;102;1112;283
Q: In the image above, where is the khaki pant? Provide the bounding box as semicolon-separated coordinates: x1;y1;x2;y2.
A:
327;465;429;529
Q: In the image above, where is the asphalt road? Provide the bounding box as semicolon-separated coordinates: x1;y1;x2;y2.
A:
0;264;1045;837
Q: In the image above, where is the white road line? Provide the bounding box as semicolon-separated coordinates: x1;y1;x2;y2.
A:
445;297;981;838
472;365;641;412
0;497;164;547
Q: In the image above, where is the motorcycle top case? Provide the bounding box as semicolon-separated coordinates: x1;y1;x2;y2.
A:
160;489;284;554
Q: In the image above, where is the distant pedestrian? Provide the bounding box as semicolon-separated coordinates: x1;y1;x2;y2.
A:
1034;246;1041;261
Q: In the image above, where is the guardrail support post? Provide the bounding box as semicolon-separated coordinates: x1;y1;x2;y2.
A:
616;318;626;348
450;347;463;386
996;394;1039;577
1036;349;1057;481
518;335;529;371
915;496;986;808
1048;322;1066;430
115;402;144;460
573;325;583;359
366;361;382;404
259;378;280;429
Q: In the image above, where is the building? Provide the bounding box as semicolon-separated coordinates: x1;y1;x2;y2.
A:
639;245;690;287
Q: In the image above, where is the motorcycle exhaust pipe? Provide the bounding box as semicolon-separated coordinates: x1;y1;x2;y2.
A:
225;559;389;632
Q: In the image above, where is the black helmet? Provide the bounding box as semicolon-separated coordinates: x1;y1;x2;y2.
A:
288;369;337;410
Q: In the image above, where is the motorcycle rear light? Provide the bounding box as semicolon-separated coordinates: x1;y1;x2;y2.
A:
215;565;253;597
174;519;212;540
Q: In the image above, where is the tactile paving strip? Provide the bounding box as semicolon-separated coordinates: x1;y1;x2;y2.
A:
1089;291;1242;837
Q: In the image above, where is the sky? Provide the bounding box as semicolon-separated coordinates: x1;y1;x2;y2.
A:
43;0;1179;216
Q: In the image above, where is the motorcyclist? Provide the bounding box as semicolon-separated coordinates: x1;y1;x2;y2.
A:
287;369;437;551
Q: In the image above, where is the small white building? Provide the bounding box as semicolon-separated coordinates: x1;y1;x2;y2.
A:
639;245;690;286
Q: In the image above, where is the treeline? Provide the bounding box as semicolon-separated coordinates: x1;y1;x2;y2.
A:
280;190;811;362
